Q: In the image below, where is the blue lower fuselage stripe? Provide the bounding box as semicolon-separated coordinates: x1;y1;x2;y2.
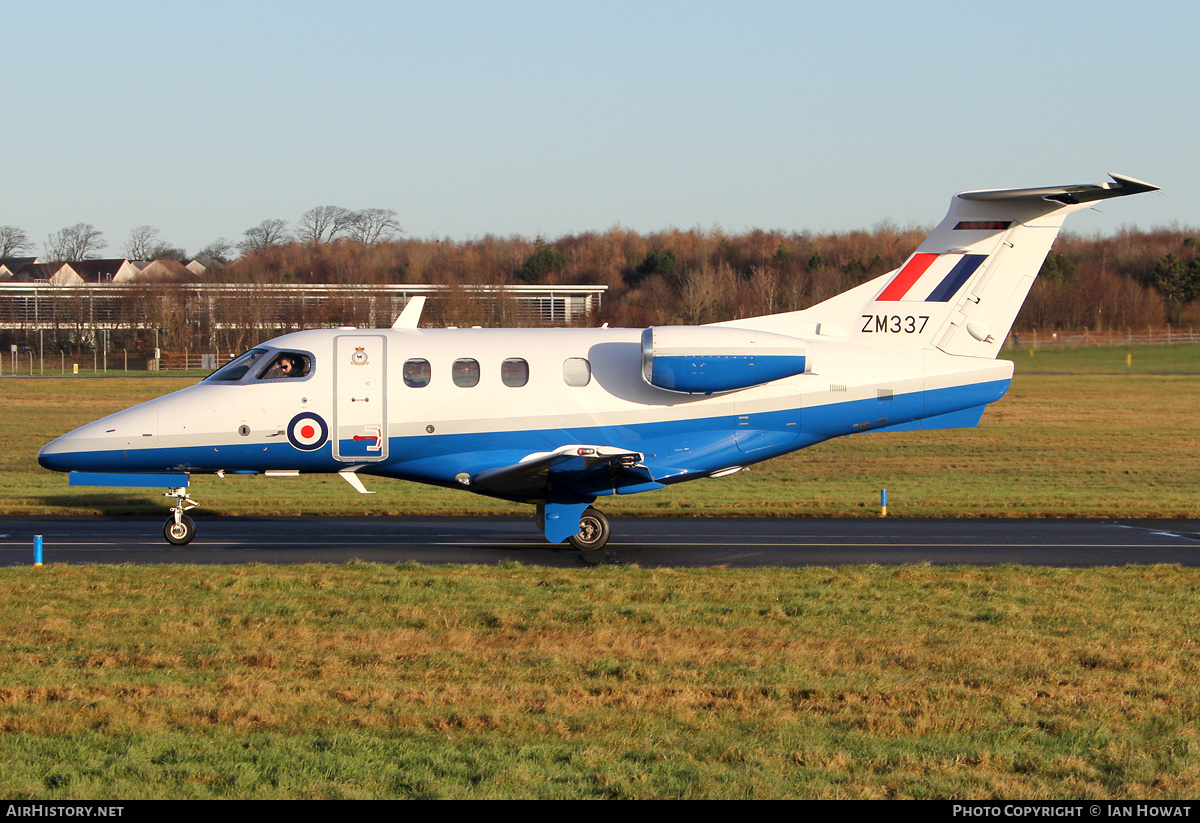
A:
42;379;1010;496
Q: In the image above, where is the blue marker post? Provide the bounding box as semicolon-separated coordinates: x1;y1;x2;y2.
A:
880;489;888;518
34;535;43;566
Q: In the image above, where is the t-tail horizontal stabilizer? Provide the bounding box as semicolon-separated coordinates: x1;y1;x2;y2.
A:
957;173;1159;204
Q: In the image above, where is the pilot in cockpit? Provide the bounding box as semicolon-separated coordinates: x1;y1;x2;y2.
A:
262;353;309;379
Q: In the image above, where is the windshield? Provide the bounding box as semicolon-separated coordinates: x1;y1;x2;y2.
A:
205;348;270;382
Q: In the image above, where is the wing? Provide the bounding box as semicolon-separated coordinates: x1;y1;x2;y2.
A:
467;444;664;500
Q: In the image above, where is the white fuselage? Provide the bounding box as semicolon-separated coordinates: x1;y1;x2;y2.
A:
39;324;1012;499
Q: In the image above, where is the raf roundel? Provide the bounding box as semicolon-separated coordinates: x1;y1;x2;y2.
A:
287;412;328;451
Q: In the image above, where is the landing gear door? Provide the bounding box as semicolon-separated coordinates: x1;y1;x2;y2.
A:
333;335;387;462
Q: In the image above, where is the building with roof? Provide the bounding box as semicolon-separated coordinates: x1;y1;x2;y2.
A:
0;257;40;281
69;259;141;283
132;260;199;282
5;262;78;283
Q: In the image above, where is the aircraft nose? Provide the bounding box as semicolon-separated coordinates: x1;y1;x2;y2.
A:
38;434;76;472
38;402;161;473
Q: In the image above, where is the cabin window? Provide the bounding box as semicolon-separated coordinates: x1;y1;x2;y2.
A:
258;352;311;380
205;348;269;382
452;358;480;387
403;358;431;388
562;357;591;387
501;358;529;387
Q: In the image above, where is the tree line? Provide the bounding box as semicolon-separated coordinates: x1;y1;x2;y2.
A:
220;222;1200;332
4;215;1199;332
0;204;402;265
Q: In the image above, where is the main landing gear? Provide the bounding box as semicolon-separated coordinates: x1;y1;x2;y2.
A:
567;507;611;552
163;487;198;545
537;502;613;552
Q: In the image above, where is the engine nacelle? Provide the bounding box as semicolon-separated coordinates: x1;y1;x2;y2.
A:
641;326;811;394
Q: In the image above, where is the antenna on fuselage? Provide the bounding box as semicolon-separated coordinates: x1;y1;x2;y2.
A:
392;296;426;328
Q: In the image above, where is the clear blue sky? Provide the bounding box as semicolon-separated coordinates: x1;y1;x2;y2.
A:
4;0;1193;258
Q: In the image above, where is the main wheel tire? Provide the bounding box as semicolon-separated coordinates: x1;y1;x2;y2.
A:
163;514;196;546
567;507;610;552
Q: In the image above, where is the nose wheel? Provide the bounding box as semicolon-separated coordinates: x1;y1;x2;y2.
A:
164;515;196;546
163;487;199;545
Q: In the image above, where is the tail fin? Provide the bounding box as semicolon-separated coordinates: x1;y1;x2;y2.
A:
729;174;1158;358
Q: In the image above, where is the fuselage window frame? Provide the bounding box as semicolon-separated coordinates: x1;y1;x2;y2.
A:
403;358;432;388
562;357;592;387
501;357;529;388
452;358;480;388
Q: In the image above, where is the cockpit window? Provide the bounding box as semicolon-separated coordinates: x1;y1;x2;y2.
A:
205;348;269;382
203;348;314;384
258;352;311;380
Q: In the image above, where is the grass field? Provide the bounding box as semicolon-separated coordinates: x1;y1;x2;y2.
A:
999;343;1200;375
4;345;1198;518
1;345;1197;799
1;562;1198;799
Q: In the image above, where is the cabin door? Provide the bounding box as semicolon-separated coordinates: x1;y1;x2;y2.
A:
332;334;388;462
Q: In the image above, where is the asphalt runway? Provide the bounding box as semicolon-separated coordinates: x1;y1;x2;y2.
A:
1;515;1198;568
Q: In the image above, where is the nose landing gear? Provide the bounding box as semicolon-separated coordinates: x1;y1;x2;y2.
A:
163;487;198;545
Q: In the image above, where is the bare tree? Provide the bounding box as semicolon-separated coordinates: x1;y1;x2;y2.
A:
237;219;291;254
345;208;402;245
0;225;33;257
297;206;353;244
124;226;186;261
45;223;106;260
196;238;234;263
149;242;188;261
748;264;783;316
125;225;161;260
679;261;736;325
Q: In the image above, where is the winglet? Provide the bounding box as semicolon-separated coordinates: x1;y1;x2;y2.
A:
392;296;426;328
